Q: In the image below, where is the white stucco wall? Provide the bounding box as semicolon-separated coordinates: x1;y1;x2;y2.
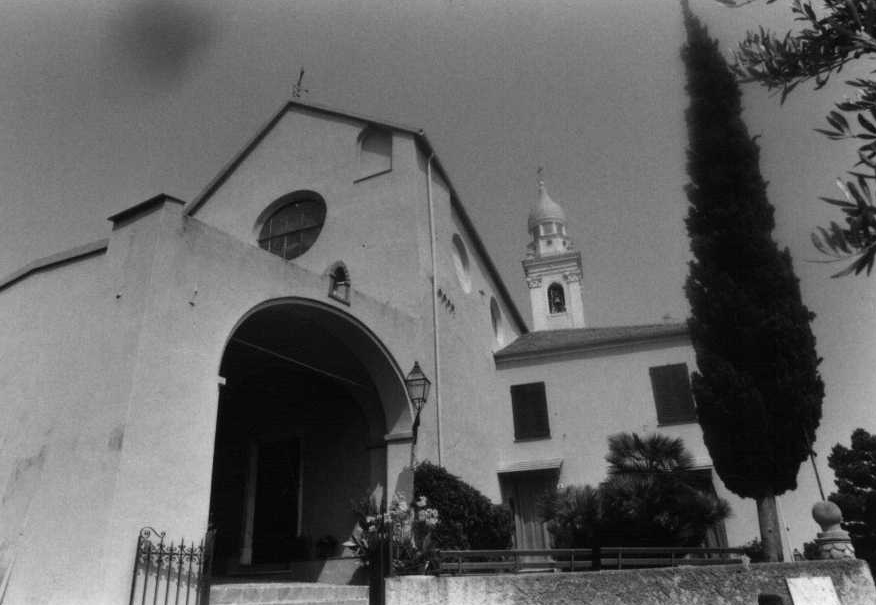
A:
95;202;437;605
493;339;758;548
191;108;433;320
0;186;441;603
0;207;175;605
404;150;527;500
189;106;530;483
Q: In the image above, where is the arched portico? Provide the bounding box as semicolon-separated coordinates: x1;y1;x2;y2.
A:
208;298;412;578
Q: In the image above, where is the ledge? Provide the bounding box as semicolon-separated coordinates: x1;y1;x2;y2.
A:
0;239;109;293
107;193;185;225
498;458;563;474
384;431;414;444
495;323;689;363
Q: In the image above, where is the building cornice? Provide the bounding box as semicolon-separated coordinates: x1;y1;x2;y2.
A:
0;239;109;293
522;250;581;267
494;323;689;364
108;193;185;225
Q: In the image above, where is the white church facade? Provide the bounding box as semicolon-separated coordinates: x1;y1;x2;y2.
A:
0;100;756;605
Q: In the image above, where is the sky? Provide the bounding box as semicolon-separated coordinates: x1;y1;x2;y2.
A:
1;0;874;553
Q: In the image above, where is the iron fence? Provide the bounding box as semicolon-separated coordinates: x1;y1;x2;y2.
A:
435;546;747;575
128;527;215;605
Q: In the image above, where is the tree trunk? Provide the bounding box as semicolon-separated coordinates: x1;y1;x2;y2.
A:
756;493;783;562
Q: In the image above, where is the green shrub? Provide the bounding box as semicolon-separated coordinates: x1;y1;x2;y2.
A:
539;434;731;549
414;462;513;550
741;538;767;563
537;485;601;548
802;540;819;561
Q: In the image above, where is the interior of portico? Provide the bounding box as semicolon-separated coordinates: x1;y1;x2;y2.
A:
208;301;402;579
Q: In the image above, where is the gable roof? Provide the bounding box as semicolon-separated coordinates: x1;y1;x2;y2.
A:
494;322;689;362
184;98;528;334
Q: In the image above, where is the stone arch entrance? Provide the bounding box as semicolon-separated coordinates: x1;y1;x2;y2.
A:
208;298;410;578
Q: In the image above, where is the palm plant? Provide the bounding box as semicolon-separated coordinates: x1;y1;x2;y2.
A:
539;433;730;550
605;433;694;475
538;485;602;549
601;433;730;547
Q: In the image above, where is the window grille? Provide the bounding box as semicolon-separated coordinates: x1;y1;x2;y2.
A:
258;197;326;260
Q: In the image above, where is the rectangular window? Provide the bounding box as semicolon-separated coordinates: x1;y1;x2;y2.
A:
511;382;550;440
649;363;697;425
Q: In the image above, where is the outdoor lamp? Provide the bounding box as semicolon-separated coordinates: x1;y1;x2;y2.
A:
405;361;431;468
405;361;431;412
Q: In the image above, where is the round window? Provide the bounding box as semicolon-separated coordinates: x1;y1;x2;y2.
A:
451;234;472;293
258;193;326;260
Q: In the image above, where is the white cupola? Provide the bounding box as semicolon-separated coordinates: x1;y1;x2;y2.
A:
526;177;571;259
522;171;586;331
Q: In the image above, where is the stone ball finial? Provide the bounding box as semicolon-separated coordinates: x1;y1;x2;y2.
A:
812;500;856;560
812;500;843;532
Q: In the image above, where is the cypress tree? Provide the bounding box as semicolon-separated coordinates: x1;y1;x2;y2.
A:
681;0;824;561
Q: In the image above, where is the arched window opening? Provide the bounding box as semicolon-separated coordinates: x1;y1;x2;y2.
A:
451;234;472;293
490;297;505;346
257;193;326;260
328;262;351;304
357;128;392;181
548;283;566;314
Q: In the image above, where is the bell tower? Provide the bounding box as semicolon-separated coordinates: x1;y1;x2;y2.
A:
522;171;586;331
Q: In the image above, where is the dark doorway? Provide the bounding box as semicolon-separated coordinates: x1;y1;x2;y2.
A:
252;438;301;564
208;357;372;574
500;470;558;549
208;301;396;580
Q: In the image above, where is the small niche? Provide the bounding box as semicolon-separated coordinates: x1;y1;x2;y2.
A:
328;262;351;305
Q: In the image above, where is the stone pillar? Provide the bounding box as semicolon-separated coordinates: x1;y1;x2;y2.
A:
812;500;856;560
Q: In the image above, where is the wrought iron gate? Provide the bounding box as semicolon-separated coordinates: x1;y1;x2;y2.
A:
128;527;215;605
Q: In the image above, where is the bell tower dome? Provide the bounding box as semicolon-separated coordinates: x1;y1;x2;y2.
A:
523;170;586;331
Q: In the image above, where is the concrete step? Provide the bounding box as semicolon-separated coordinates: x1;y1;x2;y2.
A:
210;581;368;605
211;601;366;605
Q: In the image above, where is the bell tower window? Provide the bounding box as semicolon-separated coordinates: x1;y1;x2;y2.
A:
548;283;565;314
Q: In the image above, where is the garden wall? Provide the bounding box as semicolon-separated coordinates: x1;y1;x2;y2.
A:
386;560;875;605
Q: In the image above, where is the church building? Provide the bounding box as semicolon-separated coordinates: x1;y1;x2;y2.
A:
0;100;755;605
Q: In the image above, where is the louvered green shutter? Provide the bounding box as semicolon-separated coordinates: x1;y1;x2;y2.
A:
649;364;696;425
511;382;550;440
